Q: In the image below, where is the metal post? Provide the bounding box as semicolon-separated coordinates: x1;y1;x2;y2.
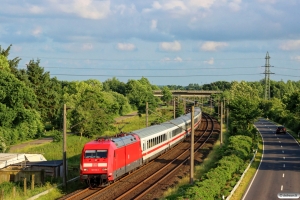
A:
190;106;195;184
63;104;67;190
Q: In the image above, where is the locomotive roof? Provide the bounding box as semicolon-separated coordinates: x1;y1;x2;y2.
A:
111;134;138;148
86;134;138;149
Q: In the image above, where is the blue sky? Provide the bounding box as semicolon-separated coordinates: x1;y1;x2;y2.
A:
1;0;300;86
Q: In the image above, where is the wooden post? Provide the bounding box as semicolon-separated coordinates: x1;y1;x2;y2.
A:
63;104;67;190
146;102;148;127
12;187;16;198
220;101;223;146
24;178;27;195
190;106;195;184
173;97;176;119
31;174;35;190
1;189;4;200
210;97;212;114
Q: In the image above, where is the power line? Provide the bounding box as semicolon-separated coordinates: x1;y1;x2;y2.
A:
41;66;261;70
13;56;266;61
51;73;261;77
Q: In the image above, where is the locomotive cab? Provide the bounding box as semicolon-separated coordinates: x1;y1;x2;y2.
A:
80;139;114;188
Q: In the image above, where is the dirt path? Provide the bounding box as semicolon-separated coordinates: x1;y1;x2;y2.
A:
8;137;54;152
8;111;138;153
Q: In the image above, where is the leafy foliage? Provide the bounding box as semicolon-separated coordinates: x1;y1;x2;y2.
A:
161;86;172;104
126;77;159;115
63;80;117;137
20;60;63;126
0;70;44;145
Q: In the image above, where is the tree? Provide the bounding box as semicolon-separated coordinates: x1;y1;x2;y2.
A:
0;44;21;75
0;55;10;72
283;91;300;117
227;81;261;134
126;78;159;115
161;86;172;105
70;90;115;138
0;68;44;144
103;77;127;95
63;80;118;137
21;60;63;126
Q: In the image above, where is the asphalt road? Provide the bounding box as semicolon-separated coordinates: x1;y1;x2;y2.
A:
242;118;300;200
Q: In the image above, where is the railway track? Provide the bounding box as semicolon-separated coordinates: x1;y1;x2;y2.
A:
61;113;219;200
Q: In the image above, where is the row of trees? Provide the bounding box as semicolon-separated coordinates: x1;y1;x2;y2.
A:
1;44;300;151
0;45;164;151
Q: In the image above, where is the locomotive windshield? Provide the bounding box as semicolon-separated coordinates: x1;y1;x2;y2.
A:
85;150;108;158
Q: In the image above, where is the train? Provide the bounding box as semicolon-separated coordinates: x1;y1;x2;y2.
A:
80;107;202;188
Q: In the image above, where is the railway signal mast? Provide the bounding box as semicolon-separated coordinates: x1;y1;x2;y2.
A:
262;52;274;100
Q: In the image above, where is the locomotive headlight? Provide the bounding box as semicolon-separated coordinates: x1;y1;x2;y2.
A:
102;168;107;171
84;168;88;171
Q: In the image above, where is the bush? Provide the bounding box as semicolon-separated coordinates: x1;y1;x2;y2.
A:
51;130;63;142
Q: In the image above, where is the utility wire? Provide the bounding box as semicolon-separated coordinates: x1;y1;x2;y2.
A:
51;73;261;77
42;66;260;70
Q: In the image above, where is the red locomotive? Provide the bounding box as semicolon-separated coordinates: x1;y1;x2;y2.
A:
80;107;202;188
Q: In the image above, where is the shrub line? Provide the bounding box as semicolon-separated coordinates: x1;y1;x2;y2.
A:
225;149;257;200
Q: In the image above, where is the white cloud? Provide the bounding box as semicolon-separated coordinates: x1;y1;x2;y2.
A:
188;0;215;9
160;41;181;51
161;57;171;62
32;27;42;37
52;0;110;19
29;5;44;14
204;57;214;65
82;43;93;50
291;55;300;61
201;41;228;51
164;1;187;11
174;57;183;62
280;40;300;51
228;0;242;11
117;43;136;51
151;20;157;30
257;0;277;3
152;1;162;10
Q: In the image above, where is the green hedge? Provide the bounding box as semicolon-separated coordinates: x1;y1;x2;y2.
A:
166;135;253;200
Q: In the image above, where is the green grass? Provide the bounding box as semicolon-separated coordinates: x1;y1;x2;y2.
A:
5;108;175;199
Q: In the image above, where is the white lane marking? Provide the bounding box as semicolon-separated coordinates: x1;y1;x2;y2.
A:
279;141;281;143
281;185;283;191
283;164;285;168
277;137;279;139
282;151;284;153
283;173;284;178
283;157;285;160
281;145;282;148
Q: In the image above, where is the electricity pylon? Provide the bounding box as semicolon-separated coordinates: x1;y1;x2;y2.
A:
262;52;274;100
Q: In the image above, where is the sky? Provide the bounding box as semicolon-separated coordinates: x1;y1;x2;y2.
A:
1;0;300;86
